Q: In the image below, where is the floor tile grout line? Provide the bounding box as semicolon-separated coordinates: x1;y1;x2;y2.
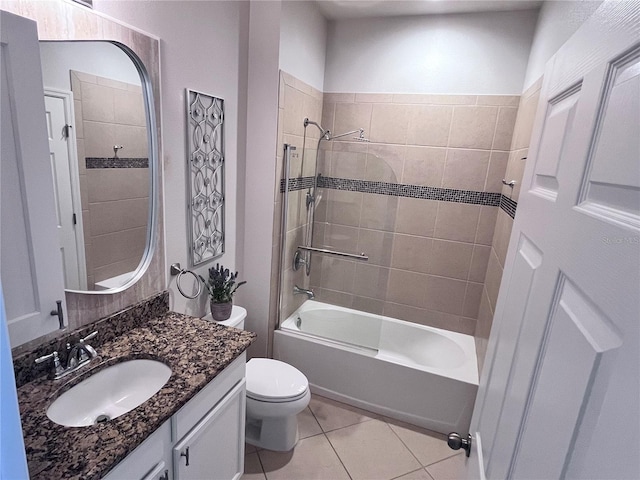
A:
323;431;354;480
254;448;268;479
384;419;427;469
390;466;432;480
424;450;464;469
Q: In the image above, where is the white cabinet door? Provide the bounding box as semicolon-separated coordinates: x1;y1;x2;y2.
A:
467;2;640;479
173;380;246;480
0;11;67;347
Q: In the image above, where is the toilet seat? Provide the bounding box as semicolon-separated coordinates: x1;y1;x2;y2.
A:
246;358;308;403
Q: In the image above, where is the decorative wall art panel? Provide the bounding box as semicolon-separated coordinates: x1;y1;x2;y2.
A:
186;90;225;266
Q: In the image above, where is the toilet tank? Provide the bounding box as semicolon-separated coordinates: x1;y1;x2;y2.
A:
203;306;247;329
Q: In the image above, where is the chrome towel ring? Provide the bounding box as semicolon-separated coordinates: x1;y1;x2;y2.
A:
170;263;202;299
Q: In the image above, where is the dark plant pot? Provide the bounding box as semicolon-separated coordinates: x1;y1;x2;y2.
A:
210;300;233;321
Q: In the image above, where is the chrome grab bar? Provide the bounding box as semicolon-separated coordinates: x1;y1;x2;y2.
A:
296;245;368;261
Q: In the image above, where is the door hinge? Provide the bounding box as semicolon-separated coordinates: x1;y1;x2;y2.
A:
72;213;77;225
63;124;72;139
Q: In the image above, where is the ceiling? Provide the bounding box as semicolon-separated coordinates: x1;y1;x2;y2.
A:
314;0;544;20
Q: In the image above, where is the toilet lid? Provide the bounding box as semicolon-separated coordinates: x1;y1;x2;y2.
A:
246;358;308;402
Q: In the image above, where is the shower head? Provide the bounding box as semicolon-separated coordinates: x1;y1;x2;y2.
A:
327;127;370;142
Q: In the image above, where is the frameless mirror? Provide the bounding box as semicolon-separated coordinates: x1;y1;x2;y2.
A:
39;41;155;293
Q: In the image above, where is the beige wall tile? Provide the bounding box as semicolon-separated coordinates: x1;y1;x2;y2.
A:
485;151;509;193
77;141;86;175
469;245;491;282
88;198;148;236
91;226;146;268
442;149;490;191
407;105;453;147
383;302;428;325
303;94;323;138
330;149;367;179
391;234;432;274
386;270;427;308
434;202;480;243
427;239;473;280
114;89;145;126
317;288;354;308
323;189;362;227
476;95;520;107
319;257;356;293
324;93;355;103
475;206;498;245
321;224;359;252
114;125;148;158
492;107;518;151
353;264;390;299
395;197;438;237
87;168;149;202
96;76;129;91
334;103;372;141
357;228;394;267
283;85;305;136
73;99;84;140
504;149;528;201
484;249;503;312
403;146;446;187
424;275;467;315
352;296;385;314
321;101;335;135
366;144;404;182
449;106;498;150
360;193;397;231
93;256;140;284
492;209;514;268
459;317;476;335
392;94;476;105
81;82;115;123
370;104;409;144
83;121;115;158
355;93;394;103
512;88;541;150
463;282;483;318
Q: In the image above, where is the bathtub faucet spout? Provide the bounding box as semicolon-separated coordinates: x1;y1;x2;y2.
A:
293;285;315;300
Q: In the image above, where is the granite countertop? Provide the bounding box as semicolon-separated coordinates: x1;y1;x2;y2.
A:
17;311;256;480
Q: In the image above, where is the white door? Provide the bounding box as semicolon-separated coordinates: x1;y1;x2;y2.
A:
44;90;87;291
467;2;640;479
0;11;68;347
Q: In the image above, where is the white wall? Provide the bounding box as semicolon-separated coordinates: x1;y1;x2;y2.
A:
279;0;327;91
93;0;245;317
522;0;602;89
39;41;141;90
324;9;539;94
238;1;281;357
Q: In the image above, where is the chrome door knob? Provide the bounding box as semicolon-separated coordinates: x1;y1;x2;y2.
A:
448;432;472;457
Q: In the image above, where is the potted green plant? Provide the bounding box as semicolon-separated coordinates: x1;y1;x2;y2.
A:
199;263;247;321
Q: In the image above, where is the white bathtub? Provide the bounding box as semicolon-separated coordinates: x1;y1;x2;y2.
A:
273;300;478;434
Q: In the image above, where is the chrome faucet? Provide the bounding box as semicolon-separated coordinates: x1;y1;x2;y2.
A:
35;331;99;380
293;285;315;300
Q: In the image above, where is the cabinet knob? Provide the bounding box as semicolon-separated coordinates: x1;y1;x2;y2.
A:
180;446;190;466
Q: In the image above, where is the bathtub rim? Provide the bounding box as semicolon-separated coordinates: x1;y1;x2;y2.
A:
281;300;479;386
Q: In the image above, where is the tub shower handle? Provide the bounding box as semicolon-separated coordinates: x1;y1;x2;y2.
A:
447;432;472;457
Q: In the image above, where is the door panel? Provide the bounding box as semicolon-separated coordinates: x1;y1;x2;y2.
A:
468;3;640;479
0;11;67;347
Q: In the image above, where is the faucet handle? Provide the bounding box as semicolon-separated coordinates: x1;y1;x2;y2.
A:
35;351;65;376
80;331;97;343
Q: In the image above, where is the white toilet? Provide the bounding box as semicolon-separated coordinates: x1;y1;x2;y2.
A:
211;306;310;451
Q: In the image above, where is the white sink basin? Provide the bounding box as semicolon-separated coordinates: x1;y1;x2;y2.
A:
47;359;171;427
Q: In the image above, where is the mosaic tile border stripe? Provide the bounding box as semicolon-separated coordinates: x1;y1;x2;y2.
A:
500;194;518;219
86;157;149;169
280;176;521;214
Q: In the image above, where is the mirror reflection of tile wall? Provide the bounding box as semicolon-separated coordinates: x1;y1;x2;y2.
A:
71;71;149;289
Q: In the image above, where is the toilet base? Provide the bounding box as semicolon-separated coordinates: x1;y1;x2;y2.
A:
245;389;311;451
246;415;300;451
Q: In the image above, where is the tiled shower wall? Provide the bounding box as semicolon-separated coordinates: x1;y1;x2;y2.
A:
475;78;542;373
270;71;522;339
268;72;324;350
307;93;519;335
71;71;149;288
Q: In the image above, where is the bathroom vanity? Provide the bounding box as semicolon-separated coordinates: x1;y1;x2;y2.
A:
13;294;255;480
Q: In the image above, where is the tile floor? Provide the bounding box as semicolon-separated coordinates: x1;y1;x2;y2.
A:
242;394;466;480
